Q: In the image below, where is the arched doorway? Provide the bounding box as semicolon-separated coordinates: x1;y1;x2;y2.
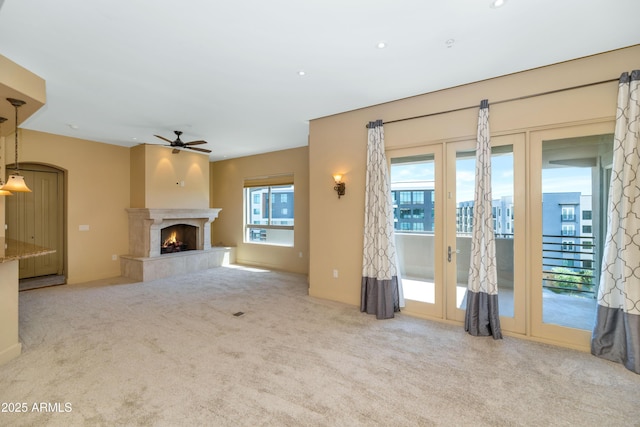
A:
5;163;66;290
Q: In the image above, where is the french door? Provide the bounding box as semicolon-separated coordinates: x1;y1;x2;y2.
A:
529;122;613;348
389;122;614;350
389;134;525;334
445;135;525;333
389;144;443;319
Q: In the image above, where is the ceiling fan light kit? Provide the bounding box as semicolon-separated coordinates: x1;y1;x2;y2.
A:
153;130;211;154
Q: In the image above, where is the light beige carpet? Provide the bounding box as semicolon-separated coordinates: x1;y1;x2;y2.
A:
0;265;638;426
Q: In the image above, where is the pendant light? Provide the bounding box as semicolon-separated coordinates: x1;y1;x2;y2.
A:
0;116;13;196
1;98;31;193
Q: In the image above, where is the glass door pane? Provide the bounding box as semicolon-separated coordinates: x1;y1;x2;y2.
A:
530;123;614;349
389;145;443;319
540;134;612;330
446;134;526;333
447;142;516;322
391;155;436;303
453;148;475;313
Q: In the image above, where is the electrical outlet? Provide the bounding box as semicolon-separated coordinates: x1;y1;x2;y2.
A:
112;254;118;261
333;269;338;279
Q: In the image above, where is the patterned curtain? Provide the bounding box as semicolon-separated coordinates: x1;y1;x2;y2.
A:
591;70;640;374
464;100;502;339
361;119;403;319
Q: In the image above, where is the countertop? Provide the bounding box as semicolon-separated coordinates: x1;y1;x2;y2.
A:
0;237;56;263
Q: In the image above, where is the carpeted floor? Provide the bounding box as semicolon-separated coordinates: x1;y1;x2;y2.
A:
0;265;638;426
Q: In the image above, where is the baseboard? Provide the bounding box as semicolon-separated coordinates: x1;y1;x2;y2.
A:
0;342;22;366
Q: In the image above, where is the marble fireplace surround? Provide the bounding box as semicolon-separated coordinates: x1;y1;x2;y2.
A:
121;208;234;281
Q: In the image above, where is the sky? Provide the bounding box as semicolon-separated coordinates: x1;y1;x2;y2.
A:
391;154;593;204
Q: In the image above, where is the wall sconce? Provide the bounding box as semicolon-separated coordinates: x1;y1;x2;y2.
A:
333;174;345;198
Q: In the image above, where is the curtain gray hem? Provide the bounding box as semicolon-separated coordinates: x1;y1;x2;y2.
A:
360;276;400;320
591;305;640;374
464;290;502;339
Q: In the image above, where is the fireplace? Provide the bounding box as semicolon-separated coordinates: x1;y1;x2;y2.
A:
161;224;197;254
120;208;234;281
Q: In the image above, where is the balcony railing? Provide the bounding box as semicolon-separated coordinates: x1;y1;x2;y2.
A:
394;231;596;297
542;234;596;296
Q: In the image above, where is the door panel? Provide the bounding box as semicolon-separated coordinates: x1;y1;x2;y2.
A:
446;135;525;333
530;123;613;348
388;145;443;319
6;167;64;280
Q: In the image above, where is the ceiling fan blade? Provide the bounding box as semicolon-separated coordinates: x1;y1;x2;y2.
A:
187;146;212;153
154;134;174;144
184;140;207;146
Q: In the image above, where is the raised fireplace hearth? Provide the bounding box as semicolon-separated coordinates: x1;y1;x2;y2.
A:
120;208;235;281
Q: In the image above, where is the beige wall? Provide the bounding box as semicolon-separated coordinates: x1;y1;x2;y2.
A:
130;144;210;209
0;136;5;236
210;146;309;274
0;54;46;138
308;45;640;306
1;54;47;238
13;129;130;284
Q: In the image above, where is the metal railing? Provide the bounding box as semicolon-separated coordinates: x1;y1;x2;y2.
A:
542;234;596;295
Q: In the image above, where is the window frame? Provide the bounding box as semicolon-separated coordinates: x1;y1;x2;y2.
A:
243;175;294;246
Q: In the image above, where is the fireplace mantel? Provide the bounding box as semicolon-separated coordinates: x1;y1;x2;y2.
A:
122;207;233;282
126;208;222;258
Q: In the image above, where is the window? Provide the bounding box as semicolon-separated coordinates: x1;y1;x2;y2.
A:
244;175;294;246
582;225;592;234
582;210;592;220
561;206;575;221
399;191;411;204
561;224;575;236
562;240;574;252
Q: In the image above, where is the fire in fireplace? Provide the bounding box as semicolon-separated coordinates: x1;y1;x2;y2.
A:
160;224;197;254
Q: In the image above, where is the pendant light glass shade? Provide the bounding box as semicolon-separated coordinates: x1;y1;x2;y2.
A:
1;174;31;192
5;98;31;192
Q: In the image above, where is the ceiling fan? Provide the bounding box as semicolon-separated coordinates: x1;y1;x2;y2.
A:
153;130;211;154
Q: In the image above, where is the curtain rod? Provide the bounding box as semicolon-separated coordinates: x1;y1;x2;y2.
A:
371;77;620;127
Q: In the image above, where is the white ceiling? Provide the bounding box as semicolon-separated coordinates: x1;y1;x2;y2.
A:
0;0;638;161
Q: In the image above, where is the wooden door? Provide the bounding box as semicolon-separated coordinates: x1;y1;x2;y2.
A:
5;166;64;280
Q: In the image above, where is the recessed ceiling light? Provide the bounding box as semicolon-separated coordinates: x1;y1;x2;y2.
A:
445;39;455;48
490;0;507;8
298;70;306;76
68;124;79;130
377;42;387;49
